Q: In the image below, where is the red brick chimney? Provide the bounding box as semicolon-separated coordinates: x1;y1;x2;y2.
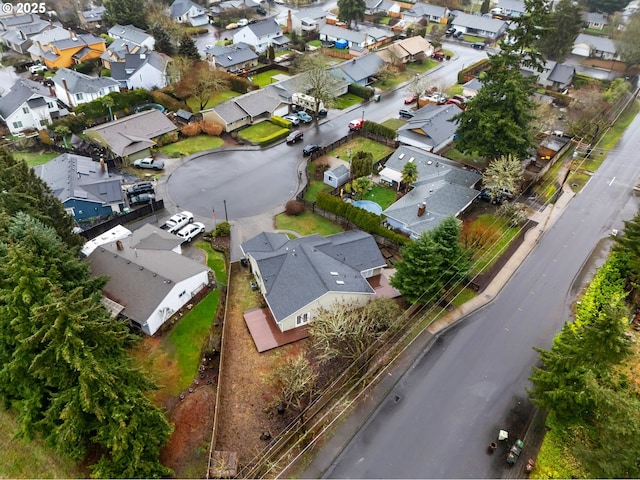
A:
417;202;426;217
286;9;292;34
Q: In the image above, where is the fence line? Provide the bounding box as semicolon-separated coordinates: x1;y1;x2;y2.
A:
79;200;165;239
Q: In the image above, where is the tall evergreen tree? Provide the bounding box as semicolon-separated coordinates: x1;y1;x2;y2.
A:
178;33;200;61
337;0;366;26
151;23;175;56
615;12;640;69
537;0;582;61
103;0;148;29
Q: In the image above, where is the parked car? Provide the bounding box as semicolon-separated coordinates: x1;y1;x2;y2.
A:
318;108;328;117
29;64;47;74
284;114;300;126
126;181;154;197
133;157;165;170
161;211;194;233
256;6;267;14
302;144;321;156
431;51;445;60
129;193;155;206
237;18;249;26
445;27;456;36
454;30;464;38
176;222;206;242
471;42;485;49
446;98;466;109
225;22;238;30
348;118;364;131
286;130;303;144
296;111;313;123
451;94;468;103
399;109;415;119
404;93;418;104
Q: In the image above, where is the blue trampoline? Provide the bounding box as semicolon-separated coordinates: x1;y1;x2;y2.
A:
353;200;383;215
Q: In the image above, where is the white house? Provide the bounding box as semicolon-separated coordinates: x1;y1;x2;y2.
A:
86;223;210;335
450;12;507;39
402;3;449;24
572;33;619;60
290;8;327;35
52;68;120;109
109;51;171;90
107;24;155;50
0;78;60;135
232;19;287;53
169;0;209;26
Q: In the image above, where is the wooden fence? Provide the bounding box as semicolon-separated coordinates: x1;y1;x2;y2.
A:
80;200;165;239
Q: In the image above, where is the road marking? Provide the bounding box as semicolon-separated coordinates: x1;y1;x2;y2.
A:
610;177;616;185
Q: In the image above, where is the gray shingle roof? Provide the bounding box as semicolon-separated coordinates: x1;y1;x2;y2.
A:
574;33;617;54
53;68;119;94
397;103;460;148
170;0;203;17
451;12;507;33
50;33;104;50
87;225;208;324
320;24;367;43
241;230;385;323
245;18;282;37
338;52;385;83
82;6;105;22
84;110;177;157
382;146;481;237
548;63;575;85
107;24;152;46
497;0;526;12
233;88;283;117
406;3;448;17
206;43;258;68
0;78;54;119
34;153;123;205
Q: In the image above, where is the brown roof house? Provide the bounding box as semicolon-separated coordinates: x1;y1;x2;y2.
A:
84;109;177;162
85;223;210;335
377;35;434;64
241;230;395;350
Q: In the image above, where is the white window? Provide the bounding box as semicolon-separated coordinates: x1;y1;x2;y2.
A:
22;106;29;114
12;121;23;129
296;312;310;325
76;92;84;100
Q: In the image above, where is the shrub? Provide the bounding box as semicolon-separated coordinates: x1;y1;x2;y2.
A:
285;200;305;216
151;90;190;113
201;121;223;136
271;116;292;128
156;131;179;146
229;75;258;94
348;83;374;100
181;122;202;136
214;221;231;237
362;121;396;139
259;130;289;146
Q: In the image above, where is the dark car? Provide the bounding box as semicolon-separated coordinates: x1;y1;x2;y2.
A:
303;144;321;156
471;42;485;49
126;181;154;197
399;109;415;119
454;30;464;38
286;130;303;144
256;6;267;14
129;193;155;206
445;27;456;36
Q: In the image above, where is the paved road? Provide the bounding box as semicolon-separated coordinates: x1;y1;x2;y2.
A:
322;110;640;478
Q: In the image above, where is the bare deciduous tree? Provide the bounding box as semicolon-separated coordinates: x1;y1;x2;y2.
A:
270;354;317;411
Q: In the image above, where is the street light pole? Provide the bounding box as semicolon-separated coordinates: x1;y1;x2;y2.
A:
223;199;228;222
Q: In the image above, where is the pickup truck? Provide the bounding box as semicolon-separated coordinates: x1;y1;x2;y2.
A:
506;439;524;465
133;157;165;170
161;211;194;233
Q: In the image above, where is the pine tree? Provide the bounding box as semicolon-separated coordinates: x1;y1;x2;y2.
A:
178;33;201;61
337;0;366;27
103;0;147;29
151;23;175;56
537;0;582;61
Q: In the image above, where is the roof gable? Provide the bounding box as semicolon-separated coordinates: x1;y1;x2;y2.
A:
0;78;54;118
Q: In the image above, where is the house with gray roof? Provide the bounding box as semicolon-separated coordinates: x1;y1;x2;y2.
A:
86;223;210;335
572;33;619;60
35;153;124;220
583;11;608;29
334;52;385;86
27;26;71;60
84;109;178;161
169;0;208;26
202;86;286;131
496;0;526;17
52;68;119;108
0;78;60;135
380;146;481;239
0;15;55;54
402;3;450;24
100;39;149;69
232;19;287;53
204;42;258;72
290;8;327;35
324;164;350;188
397;103;460;152
450;12;507;39
110;51;170;90
364;0;401;16
319;24;372;49
462;77;483;97
107;24;155;50
241;230;388;332
520;59;575;91
80;5;105;29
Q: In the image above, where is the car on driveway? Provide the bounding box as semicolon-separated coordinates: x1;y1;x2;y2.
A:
399;109;415;119
284;114;300;126
404;93;417;104
129;193;155;206
445;27;456;36
286;130;303;144
302;144;322;156
296;111;313;123
126;181;155;197
133;157;165;170
161;211;194;233
256;6;267;14
431;51;445;60
29;64;47;74
176;222;206;242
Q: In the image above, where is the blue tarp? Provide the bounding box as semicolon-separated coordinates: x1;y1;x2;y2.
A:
335;39;348;49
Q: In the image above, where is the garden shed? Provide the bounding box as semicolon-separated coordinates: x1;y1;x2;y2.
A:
324;164;350;188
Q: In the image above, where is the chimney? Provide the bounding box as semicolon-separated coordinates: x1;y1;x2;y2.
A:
62;78;73;108
125;43;129;53
116;240;124;251
100;158;106;172
417;202;426;217
286;9;292;34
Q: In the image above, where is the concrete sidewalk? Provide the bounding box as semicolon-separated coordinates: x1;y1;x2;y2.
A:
299;187;576;479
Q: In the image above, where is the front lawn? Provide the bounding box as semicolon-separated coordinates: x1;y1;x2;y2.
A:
275;210;343;236
407;59;439;73
158;135;224;157
186;90;241;111
381;118;406;131
237;121;288;143
334;93;363;109
372;71;414;90
13;150;59;167
195;240;227;286
249;69;290;87
329;137;395;163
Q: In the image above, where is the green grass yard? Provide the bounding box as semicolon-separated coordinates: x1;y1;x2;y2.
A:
275;210;343;236
357;184;397;210
372;71;414;90
333;93;363;109
249;69;290;87
237;121;288;143
13;151;59;167
186;90;240;111
158;135;224;157
329;137;395;163
407;59;439;73
195;241;227;286
380;118;406;131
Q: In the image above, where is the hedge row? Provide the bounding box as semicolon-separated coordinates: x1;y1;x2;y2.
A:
362;120;396;139
457;58;489;84
230;76;259;94
271;115;292;128
151;90;190;113
75;89;153;122
260;129;289;146
317;192;409;245
348;83;374;100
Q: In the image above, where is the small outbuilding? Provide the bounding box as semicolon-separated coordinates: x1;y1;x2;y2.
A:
324;164;350;188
